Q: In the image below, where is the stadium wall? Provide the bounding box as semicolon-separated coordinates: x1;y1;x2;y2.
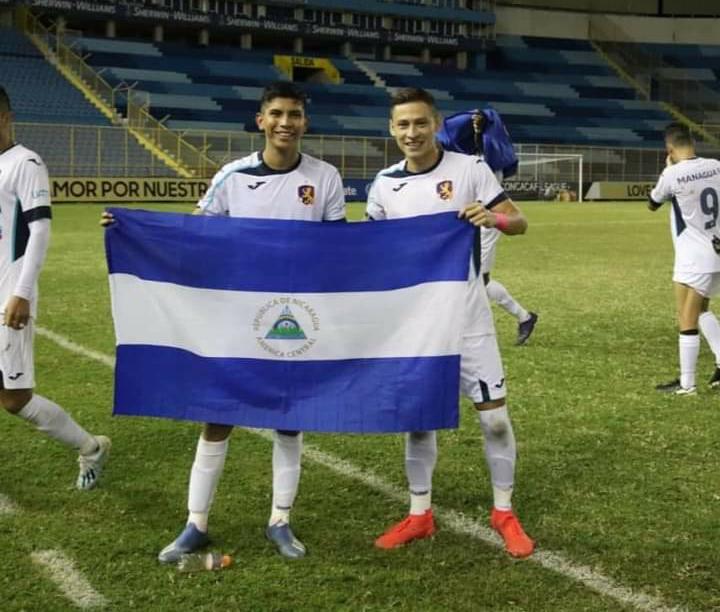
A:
498;0;718;17
496;6;720;44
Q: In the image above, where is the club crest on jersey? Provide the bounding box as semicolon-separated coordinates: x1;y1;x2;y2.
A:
298;185;315;206
436;180;453;201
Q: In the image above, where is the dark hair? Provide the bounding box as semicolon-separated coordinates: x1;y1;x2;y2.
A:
259;81;307;109
0;86;10;113
389;87;437;114
664;122;694;148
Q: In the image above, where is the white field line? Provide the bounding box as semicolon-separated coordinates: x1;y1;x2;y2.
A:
1;387;108;609
36;327;115;368
41;327;687;612
0;492;18;515
31;550;108;609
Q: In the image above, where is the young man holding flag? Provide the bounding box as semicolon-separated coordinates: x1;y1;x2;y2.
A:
104;81;346;561
366;88;535;558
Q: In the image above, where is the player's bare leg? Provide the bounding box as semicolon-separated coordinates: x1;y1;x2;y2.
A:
2;388;110;490
476;399;534;558
158;423;232;563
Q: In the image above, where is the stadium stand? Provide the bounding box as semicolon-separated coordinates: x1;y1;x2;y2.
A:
1;26;176;176
70;32;674;148
367;35;673;146
626;41;720;123
0;26;107;125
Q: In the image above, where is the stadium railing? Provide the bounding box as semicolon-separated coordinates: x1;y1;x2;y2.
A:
17;7;218;179
18;120;715;187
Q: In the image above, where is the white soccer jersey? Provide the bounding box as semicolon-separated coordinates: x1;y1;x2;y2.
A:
0;144;51;316
367;150;505;220
651;157;720;274
367;150;507;277
366;149;508;402
198;151;346;221
480;226;501;274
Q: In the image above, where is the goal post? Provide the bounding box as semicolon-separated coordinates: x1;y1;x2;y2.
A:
502;153;584;202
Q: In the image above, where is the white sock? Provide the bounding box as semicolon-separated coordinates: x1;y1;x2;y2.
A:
699;312;720;366
406;431;437;515
679;332;700;390
486;279;530;322
187;436;229;533
269;431;303;526
17;394;96;455
477;406;516;511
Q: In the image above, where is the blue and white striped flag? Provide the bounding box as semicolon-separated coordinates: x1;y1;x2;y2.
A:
105;208;473;433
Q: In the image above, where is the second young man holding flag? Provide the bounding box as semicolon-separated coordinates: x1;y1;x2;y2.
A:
367;87;535;558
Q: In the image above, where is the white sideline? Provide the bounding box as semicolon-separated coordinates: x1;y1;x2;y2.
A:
0;493;17;515
1;396;108;609
39;325;687;612
35;327;115;368
31;550;108;609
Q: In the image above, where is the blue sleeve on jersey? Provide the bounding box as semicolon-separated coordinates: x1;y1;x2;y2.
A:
647;195;664;210
485;191;509;209
24;206;52;222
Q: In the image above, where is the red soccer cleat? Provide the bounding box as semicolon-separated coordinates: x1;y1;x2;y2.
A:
491;508;535;558
375;509;436;549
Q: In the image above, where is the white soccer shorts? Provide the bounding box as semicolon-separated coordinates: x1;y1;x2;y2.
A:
673;270;720;298
0;319;35;390
460;280;507;403
480;227;501;275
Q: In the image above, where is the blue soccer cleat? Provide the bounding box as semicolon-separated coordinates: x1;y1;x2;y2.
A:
158;522;210;564
266;522;306;559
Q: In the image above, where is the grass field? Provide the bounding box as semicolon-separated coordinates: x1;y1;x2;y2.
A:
2;201;719;611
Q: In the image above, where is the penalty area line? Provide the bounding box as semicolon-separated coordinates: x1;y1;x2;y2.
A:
42;326;687;612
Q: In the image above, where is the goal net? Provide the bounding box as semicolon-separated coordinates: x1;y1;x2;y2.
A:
502;153;584;202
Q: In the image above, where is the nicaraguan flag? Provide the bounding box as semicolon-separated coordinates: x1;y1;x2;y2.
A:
105;208;474;433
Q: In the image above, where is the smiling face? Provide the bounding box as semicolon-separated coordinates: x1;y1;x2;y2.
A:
389;100;440;172
256;96;307;155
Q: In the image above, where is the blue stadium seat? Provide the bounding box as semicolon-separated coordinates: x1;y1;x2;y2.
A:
67;32;679;146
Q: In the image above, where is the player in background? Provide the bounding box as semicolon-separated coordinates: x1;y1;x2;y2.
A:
0;85;111;489
103;81;346;561
367;88;534;558
649;122;720;394
438;109;538;345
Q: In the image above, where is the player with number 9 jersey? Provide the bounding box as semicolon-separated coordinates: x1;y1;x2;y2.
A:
650;155;720;292
649;122;720;396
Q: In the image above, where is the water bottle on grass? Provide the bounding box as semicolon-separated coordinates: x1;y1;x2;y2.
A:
177;552;232;573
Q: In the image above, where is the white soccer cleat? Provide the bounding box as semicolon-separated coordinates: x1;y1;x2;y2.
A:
76;435;111;490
